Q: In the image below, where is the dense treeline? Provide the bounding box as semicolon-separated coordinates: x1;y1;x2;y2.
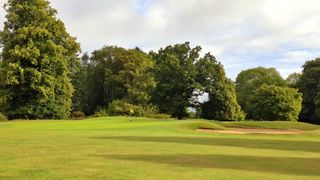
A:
0;0;319;123
298;59;320;124
72;43;244;120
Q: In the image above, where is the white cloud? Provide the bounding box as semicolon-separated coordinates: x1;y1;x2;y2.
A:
1;0;320;79
279;50;319;63
277;67;303;79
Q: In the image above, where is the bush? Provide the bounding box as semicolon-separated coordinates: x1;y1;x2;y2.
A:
248;85;302;121
0;113;8;122
108;100;144;117
145;113;171;119
69;111;86;119
94;107;109;117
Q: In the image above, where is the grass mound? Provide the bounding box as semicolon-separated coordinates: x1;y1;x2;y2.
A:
178;120;226;130
220;121;320;130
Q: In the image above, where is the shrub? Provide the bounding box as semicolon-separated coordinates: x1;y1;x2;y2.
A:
108;100;144;117
69;111;86;119
0;113;8;122
248;85;302;121
145;113;171;119
94;107;109;117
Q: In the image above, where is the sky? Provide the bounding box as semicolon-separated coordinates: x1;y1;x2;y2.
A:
1;0;320;79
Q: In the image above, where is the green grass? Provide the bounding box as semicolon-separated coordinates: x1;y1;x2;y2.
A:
0;117;319;179
220;121;320;130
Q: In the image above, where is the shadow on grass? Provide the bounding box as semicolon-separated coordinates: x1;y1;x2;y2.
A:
103;154;320;176
94;136;320;153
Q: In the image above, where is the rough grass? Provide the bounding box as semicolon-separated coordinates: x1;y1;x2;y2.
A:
0;117;319;179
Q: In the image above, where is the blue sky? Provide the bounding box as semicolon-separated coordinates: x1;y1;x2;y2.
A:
1;0;320;79
136;0;153;13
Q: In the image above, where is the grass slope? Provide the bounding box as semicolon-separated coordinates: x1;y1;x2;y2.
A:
220;121;320;130
0;117;319;179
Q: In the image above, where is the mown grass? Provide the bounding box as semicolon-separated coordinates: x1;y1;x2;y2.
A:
0;117;319;179
220;121;320;130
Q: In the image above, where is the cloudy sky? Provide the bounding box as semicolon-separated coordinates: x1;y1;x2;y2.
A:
1;0;320;79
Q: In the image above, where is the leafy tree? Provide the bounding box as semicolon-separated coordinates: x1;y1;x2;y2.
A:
196;53;244;121
298;58;320;124
88;46;155;112
151;42;202;119
152;42;243;120
0;0;80;119
286;72;301;88
235;67;287;118
70;53;89;114
248;85;302;121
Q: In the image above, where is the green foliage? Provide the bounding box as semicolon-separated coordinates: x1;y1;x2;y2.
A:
69;111;86;119
0;112;8;122
286;73;301;88
0;0;80;119
247;85;302;121
151;42;201;119
151;42;242;120
298;58;320;124
108;100;144;117
70;53;91;114
236;67;287;118
144;113;171;119
197;54;244;121
86;46;155;114
94;107;109;117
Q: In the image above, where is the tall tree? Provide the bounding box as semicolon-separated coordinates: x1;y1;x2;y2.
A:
235;67;287;118
298;58;320;124
87;46;155;113
70;53;89;113
0;0;80;119
196;53;244;121
151;42;201;119
152;42;243;120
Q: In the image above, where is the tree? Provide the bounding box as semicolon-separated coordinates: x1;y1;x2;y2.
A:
286;72;301;88
0;0;80;119
88;46;155;112
298;58;320;124
235;67;287;118
151;42;243;120
196;53;244;121
151;42;202;119
248;85;302;121
70;53;90;113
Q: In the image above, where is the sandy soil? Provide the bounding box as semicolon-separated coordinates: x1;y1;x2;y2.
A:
196;128;304;135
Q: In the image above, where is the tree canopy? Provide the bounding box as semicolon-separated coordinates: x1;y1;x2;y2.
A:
248;85;302;121
286;73;301;88
235;67;287;118
151;42;243;120
0;1;317;123
0;0;80;119
80;46;155;114
151;42;201;119
298;58;320;124
196;53;244;121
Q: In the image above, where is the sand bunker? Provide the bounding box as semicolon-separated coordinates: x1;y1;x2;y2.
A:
196;128;303;135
